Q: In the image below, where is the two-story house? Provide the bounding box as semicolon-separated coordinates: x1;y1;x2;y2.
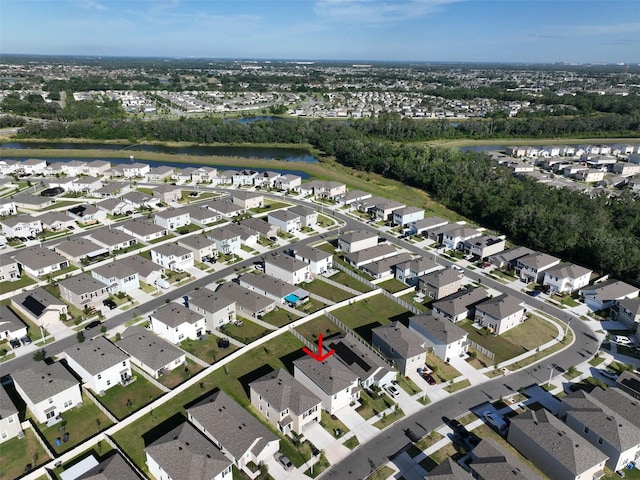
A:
610;298;640;330
177;235;217;263
432;287;490;323
58;273;110;310
150;302;206;344
116;326;186;379
338;230;378;254
418;268;463;300
207;227;241;255
392;206;424;227
395;257;441;286
474;294;526;335
409;311;468;362
215;282;276;319
371;322;426;376
542;263;592;294
1;215;43;238
515;252;561;284
91;261;140;293
293;245;333;275
580;280;639;311
264;253;311;284
154;209;191;231
267;209;301;233
0;386;22;443
150;243;194;271
188;289;236;330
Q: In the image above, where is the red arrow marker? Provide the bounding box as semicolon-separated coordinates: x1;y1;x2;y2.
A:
302;333;335;362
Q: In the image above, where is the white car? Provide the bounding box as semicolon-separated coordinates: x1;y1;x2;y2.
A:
482;411;507;430
451;265;464;272
385;384;400;398
613;336;633;346
600;368;619;380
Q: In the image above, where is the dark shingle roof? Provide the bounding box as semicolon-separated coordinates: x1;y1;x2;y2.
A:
116;326;184;371
152;303;204;328
409;312;467;344
65;336;129;376
12;362;79;404
77;452;143;480
294;355;358;395
372;321;425;359
475;294;524;319
470;438;542;480
13;287;65;319
0;385;18;419
250;368;321;416
428;457;472;479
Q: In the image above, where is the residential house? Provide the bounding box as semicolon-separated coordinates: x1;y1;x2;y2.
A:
76;452;142;480
230;191;264;209
299;180;346;198
152;184;181;203
146;165;174;183
182;204;221;227
289;205;317;227
11;287;68;326
93;182;130;199
334;189;372;207
11;246;69;278
59;160;87;176
371;199;406;222
84;160;111;177
579;280;639;311
188;289;236;330
543;263;593;294
274;174;302;191
418;268;463;300
338;230;378;254
154;209;190;231
59;273;110;310
0;386;22;443
217;170;237;185
253;170;281;188
187;389;280;470
0;200;17;217
442;226;482;251
207;227;241;255
432;287;490;323
462;235;506;259
54;237;108;265
409;311;468;361
250;369;322;436
91;261;140;293
343;244;398;268
145;422;232;480
0;254;19;282
468;439;541;480
121;191;153;210
508;409;609;480
371;321;426;376
37;211;76;231
0;305;28;342
488;246;535;270
150;302;206;344
96;198;128;216
118;219;168;242
116;326;186;379
612;162;640;177
11;192;55;210
407;216;449;236
67;204;106;224
474;294;527;335
124;255;163;286
70;176;103;193
232;169;259;186
122;163;150;179
215;282;276;318
12;362;82;424
65;336;132;394
207;199;245;219
293;245;333;275
392;206;425;227
515;252;561;283
293;355;360;414
226;223;259;247
1;214;42;238
616;371;640;400
177;235;217;262
559;388;640;472
239;217;278;239
0;159;20;176
151;243;194;271
20;158;47;175
88;227;137;253
610;298;640;329
395;256;442;286
361;252;413;279
328;332;396;388
267;209;301;233
238;273;310;306
264;253;311;284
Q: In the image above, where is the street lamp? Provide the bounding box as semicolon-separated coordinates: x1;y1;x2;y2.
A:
563;318;572;342
547;364;558;387
40;324;48;343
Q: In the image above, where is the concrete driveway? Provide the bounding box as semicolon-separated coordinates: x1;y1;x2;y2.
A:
334;405;379;442
304;422;351;464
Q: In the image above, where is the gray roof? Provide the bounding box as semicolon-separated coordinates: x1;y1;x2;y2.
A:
268;209;300;222
372;321;425;358
294;354;359;395
393;206;424;216
432;287;489;318
37;211;74;227
419;268;461;288
231;190;263;201
475;294;524;319
562;388;640;451
215;282;275;314
327;332;392;381
120;219;166;237
509;409;608;476
339;230;377;244
240;217;274;236
178;234;216;251
361;252;413;275
1;214;40;227
182;204;219;222
615;297;640;316
517;252;560;270
488;246;535;266
152;242;191;258
188;289;235;314
145;422;231;480
207;226;241;241
59;273;109;296
12;362;79;404
116;326;184;371
77;452;142;480
125;255;163;278
428;457;472;479
344;244;397;265
208;199;244;215
289;205;316;217
11;246;67;270
583;280;639;301
589;387;640;430
12;287;65;319
544;262;592;280
152;303;204;328
411;216;449;229
409;312;467;344
0;385;18;419
470;438;542;480
250;368;321;416
265;253;309;273
0;304;27;334
239;273;300;299
55;237;106;258
65;336;129;376
226;223;258;242
293;245;332;262
154;208;188;220
187;389;278;461
92;260;138;281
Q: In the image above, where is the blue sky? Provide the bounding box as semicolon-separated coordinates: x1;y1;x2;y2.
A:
1;0;639;63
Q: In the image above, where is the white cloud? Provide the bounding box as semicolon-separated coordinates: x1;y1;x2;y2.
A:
313;0;462;24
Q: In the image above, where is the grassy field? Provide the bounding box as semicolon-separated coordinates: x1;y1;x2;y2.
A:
320;411;350;438
157;358;205;389
373;407;405;429
377;278;409;294
0;275;36;295
295;316;345;344
221;318;273;344
96;369;164;419
425;353;461;382
0;428;50;480
303;279;354;303
407;431;444;458
111;333;306;474
331;294;412;342
259;308;300;327
181;334;240;364
328;271;372;293
356;389;395;420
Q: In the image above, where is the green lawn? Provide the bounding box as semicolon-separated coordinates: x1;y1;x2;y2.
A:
303;279;354;303
176;223;202;235
157;358;205;389
294;298;328;315
259;308;300;327
458;315;557;364
331;294;412;342
343;436;359;449
148;234;175;244
320;411;350;438
407;431;444;458
222;318;272;344
425;353;461;382
0;428;50;480
250;200;290;213
397;375;422;395
328;271;372;293
112;333;305;474
0;275;37;295
373;407;405;429
95;369;164;419
399;292;429;312
356;389;395;420
31;393;113;455
314;242;336;254
295;316;345;344
377;278;409;294
181;334;240;364
444;379;471;393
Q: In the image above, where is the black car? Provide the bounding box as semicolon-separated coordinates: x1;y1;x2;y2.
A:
10;338;21;349
84;320;101;330
103;299;117;310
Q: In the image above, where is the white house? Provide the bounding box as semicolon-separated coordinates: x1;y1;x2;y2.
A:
264;253;311;284
274;174;302;191
515;252;561;283
11;246;70;279
150;302;206;344
371;322;427;376
474;294;526;335
580;280;639;311
1;215;43;238
20;158;48;175
392;206;425;227
151;243;194;271
542;263;592;294
442;226;482;251
118;219;168;243
188;288;236;330
0;305;28;342
409;312;468;362
0;387;22;443
338;230;378;253
122;163;150;178
91;261;140;293
293;245;333;275
207;227;241;255
12;362;82;424
0;200;17;217
154;209;191;231
267;209;301;233
289;205;318;227
64;336;132;394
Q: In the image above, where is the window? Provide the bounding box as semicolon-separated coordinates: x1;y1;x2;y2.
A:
98;374;102;380
64;400;72;408
122;361;126;367
48;398;54;404
7;416;14;424
1;432;7;440
107;380;111;386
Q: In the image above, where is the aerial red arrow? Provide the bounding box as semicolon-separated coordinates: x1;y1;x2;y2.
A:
302;333;335;362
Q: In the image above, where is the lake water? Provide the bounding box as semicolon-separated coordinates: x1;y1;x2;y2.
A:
0;141;318;163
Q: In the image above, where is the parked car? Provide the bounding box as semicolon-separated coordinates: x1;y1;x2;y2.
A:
20;336;31;345
529;289;542;297
600;368;619;380
84;320;101;330
385;384;400;398
613;335;633;346
418;368;436;385
277;454;293;471
9;338;21;349
482;411;507;431
451;265;463;272
103;299;117;310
